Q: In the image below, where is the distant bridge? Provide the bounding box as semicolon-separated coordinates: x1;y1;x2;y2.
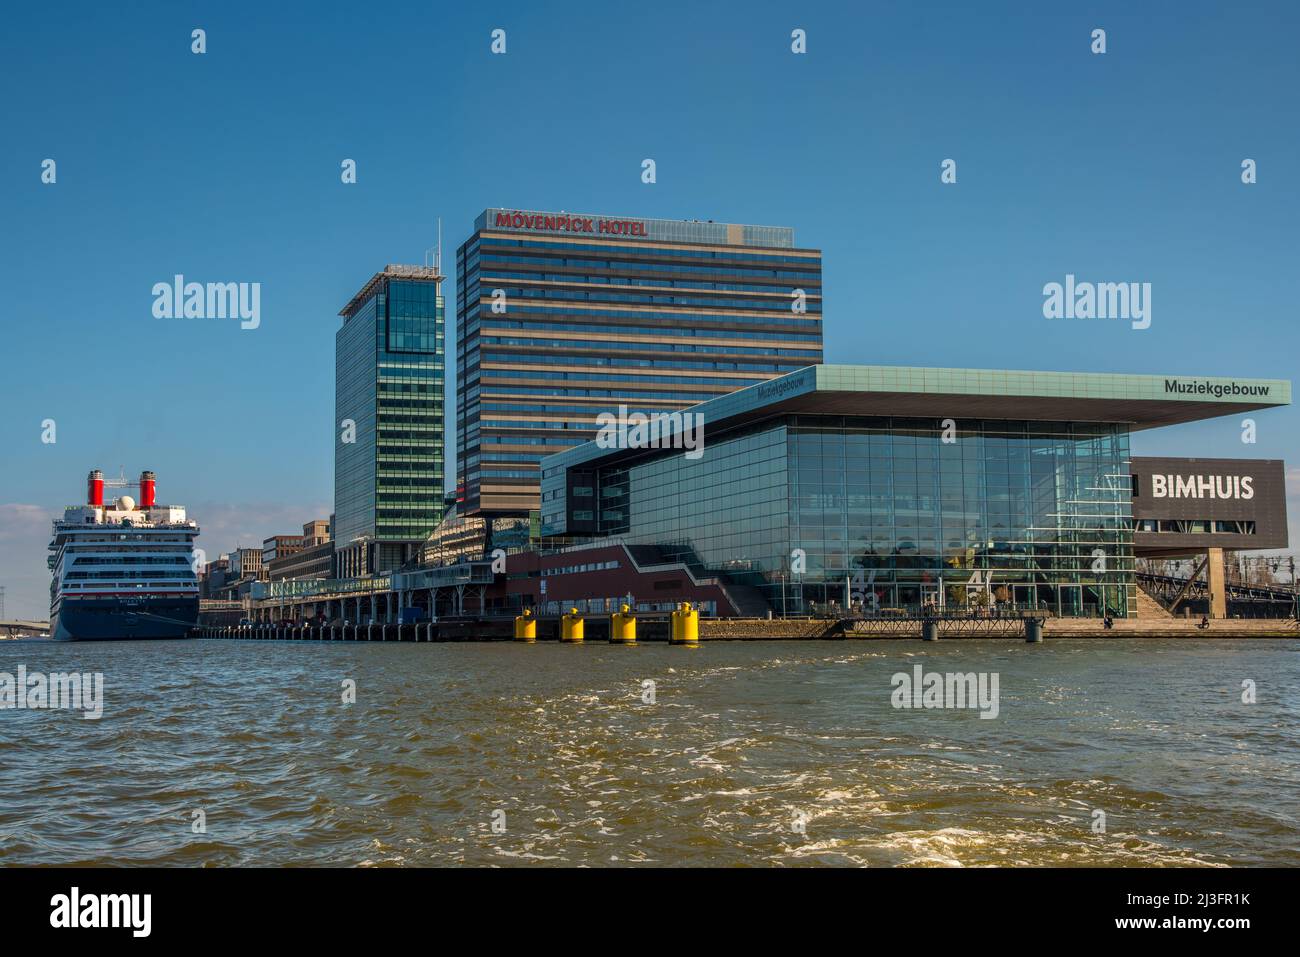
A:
0;620;51;638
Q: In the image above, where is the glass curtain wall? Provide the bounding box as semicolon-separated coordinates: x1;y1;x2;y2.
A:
375;280;444;546
597;415;1134;617
787;417;1133;617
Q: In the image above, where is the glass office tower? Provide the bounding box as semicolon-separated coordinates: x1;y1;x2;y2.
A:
335;265;445;576
456;208;823;516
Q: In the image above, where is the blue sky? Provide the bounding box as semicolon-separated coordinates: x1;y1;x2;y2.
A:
2;0;1297;618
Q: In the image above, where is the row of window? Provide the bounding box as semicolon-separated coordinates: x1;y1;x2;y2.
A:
477;252;819;280
469;301;823;329
478;235;818;265
64;570;195;580
541;560;621;576
480;352;807;373
479;368;770;388
480;336;821;360
478;318;823;343
469;286;822;313
1136;519;1257;534
464;269;821;297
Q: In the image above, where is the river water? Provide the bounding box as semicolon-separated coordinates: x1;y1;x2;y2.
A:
0;638;1295;866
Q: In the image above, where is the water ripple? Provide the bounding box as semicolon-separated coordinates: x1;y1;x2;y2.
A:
0;637;1295;865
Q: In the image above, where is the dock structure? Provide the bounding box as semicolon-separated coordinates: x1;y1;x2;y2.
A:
195;613;1299;642
196;614;670;643
229;562;496;627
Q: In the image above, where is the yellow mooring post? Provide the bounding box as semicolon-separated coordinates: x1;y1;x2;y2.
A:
670;601;699;646
560;607;585;643
609;603;637;644
514;607;537;642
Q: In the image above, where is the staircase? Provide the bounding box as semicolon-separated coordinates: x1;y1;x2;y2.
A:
718;582;772;618
1134;583;1173;619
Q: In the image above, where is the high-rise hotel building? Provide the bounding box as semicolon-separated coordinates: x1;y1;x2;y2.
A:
455;208;823;516
335;265;446;576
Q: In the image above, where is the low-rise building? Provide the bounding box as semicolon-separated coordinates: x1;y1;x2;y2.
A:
229;547;265;581
200;555;230;599
262;535;304;567
267;520;334;581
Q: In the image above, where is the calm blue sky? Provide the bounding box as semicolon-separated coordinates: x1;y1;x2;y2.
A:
2;0;1297;617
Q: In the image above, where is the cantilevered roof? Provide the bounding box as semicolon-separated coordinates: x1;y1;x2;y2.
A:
545;364;1291;471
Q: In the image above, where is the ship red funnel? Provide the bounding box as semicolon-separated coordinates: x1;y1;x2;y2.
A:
87;469;104;507
140;470;156;508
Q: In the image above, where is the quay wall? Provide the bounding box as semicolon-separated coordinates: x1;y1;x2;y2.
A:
196;616;1298;642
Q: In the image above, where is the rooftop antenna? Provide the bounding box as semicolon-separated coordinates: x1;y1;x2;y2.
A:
424;218;443;273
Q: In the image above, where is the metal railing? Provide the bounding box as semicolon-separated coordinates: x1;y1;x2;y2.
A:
847;615;1036;636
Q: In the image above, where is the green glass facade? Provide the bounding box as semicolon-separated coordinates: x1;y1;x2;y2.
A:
335;269;445;572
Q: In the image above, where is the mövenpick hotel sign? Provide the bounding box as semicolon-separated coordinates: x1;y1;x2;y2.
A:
490;209;648;237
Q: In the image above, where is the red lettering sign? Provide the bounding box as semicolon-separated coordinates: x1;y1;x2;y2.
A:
491;210;646;238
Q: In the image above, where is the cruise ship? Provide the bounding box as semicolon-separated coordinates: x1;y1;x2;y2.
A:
48;469;200;641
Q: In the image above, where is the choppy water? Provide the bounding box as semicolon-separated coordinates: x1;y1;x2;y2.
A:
0;638;1296;866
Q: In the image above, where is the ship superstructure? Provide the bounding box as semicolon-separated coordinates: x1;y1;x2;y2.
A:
48;469;200;640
